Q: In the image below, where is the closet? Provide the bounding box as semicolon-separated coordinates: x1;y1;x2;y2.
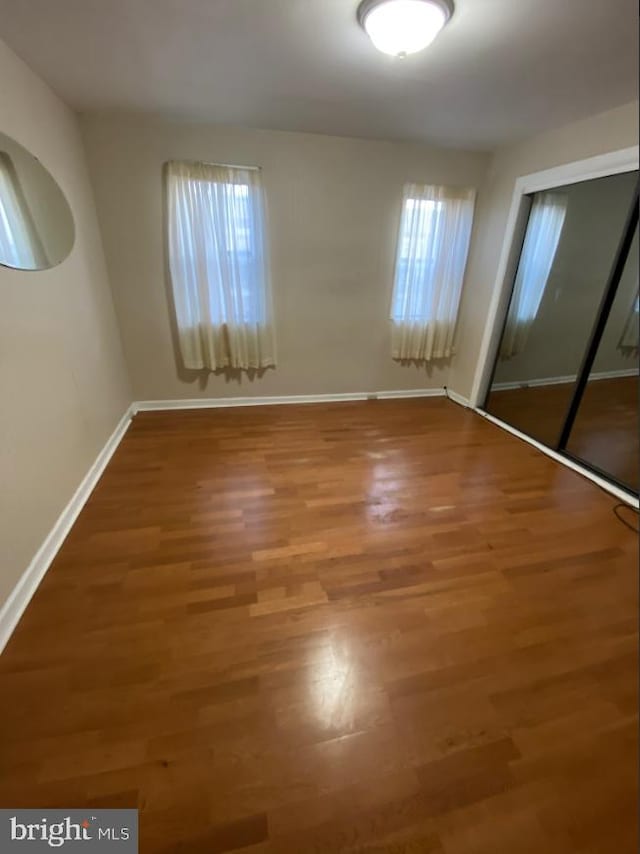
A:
483;170;639;495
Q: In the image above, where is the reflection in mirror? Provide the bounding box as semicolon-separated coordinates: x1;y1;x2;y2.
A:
0;131;74;271
567;226;639;492
484;170;639;447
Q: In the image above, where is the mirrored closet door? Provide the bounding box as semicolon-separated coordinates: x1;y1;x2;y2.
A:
483;169;639;496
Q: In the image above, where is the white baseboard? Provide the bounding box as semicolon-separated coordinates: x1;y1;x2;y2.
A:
444;388;471;408
493;374;576;391
493;367;637;392
133;388;446;412
375;388;445;400
0;405;134;654
135;393;364;411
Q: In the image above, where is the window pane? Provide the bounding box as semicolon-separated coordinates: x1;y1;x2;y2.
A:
399;199;442;261
227;183;250;253
390;184;475;362
171;172;267;325
391;195;464;322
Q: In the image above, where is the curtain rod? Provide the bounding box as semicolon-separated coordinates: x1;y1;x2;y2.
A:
167;158;261;171
202;161;261;171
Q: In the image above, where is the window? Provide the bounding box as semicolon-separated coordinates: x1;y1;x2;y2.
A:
390;183;475;361
500;192;567;359
0;151;46;269
227;183;251;254
166;160;275;371
392;197;444;318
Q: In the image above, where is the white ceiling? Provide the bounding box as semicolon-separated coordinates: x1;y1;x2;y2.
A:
0;0;637;149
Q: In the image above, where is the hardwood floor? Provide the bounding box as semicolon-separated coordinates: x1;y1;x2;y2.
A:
486;376;639;490
0;398;637;853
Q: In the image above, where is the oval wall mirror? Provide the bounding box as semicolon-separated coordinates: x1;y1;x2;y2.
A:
0;131;75;271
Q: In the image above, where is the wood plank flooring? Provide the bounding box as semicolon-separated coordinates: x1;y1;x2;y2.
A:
0;398;637;853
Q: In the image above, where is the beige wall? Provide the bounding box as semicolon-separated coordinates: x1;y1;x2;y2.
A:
0;40;131;607
449;100;639;401
80;115;489;401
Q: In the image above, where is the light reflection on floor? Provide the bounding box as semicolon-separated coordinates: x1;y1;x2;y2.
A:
309;642;359;732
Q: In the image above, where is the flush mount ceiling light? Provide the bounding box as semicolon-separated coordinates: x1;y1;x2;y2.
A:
357;0;453;58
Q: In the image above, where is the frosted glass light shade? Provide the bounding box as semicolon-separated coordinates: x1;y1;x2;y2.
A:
358;0;452;58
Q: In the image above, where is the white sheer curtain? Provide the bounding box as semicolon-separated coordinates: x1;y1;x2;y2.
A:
390;183;475;361
0;151;46;269
500;192;567;359
166;160;275;371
